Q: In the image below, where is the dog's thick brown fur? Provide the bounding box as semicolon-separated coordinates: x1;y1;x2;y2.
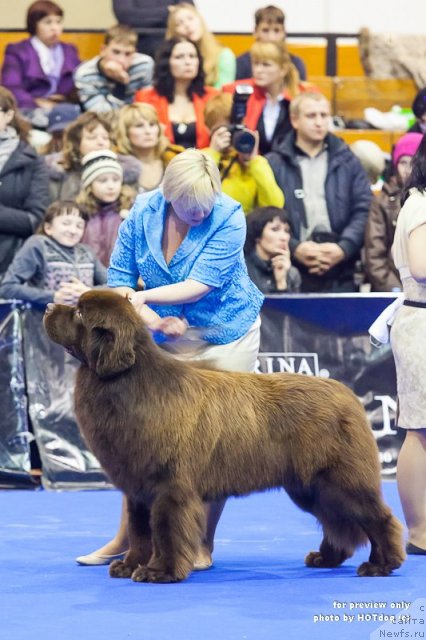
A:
44;290;405;583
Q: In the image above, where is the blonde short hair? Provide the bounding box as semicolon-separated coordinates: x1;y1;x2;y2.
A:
289;91;330;117
162;149;221;213
114;103;168;157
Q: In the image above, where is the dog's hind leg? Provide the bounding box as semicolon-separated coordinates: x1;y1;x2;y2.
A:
320;487;405;576
285;485;356;569
353;499;405;577
304;477;405;576
110;500;152;579
132;482;205;584
304;524;358;569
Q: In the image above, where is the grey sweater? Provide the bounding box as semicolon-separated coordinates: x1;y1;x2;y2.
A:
0;234;107;306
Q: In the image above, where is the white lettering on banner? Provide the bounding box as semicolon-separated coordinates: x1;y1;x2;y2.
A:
372;396;398;439
256;353;330;378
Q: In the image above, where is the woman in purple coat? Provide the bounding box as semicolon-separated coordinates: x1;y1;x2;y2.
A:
1;1;80;121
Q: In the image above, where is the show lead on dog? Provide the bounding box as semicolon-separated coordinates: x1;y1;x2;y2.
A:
75;148;264;569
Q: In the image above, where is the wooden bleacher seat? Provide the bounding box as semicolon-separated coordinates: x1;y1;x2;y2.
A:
0;30;414;158
333;129;409;154
308;76;335;105
0;31;103;67
287;42;327;76
334;77;417;120
337;43;365;77
334;129;394;153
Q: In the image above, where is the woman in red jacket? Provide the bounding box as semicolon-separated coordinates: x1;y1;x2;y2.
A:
223;41;313;154
134;37;217;149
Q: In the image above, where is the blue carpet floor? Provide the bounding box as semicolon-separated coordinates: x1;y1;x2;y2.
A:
0;483;424;640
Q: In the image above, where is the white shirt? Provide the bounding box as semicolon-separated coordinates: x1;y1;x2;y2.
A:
263;94;284;141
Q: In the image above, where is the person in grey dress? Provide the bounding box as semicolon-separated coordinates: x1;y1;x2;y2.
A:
390;133;426;556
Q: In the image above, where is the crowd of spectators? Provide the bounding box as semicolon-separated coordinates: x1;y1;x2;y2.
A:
0;0;425;301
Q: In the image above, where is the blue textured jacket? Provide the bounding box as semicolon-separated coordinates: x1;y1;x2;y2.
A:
108;189;263;344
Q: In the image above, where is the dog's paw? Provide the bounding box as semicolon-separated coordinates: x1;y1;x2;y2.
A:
304;551;342;569
109;559;133;578
357;562;393;577
131;566;180;583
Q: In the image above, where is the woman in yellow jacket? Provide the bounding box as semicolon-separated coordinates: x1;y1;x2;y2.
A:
202;94;284;214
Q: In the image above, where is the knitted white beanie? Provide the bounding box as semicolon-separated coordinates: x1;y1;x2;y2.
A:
81;150;123;189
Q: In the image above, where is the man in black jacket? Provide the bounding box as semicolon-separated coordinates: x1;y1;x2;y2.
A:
113;0;194;59
266;92;372;292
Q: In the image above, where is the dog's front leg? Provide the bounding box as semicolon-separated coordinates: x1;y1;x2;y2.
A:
110;499;152;579
132;482;205;584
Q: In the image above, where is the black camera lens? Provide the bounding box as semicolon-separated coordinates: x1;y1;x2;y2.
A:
232;129;256;154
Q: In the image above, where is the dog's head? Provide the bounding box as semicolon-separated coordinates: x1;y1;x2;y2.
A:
43;290;141;378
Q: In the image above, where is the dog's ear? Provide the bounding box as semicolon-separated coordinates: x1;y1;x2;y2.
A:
89;324;136;378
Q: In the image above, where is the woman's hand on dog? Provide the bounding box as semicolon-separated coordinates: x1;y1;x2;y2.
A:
128;290;146;315
152;316;188;339
126;292;187;337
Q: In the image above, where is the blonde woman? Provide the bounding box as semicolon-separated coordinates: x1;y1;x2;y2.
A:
166;2;235;88
114;103;183;192
76;149;263;570
223;41;315;154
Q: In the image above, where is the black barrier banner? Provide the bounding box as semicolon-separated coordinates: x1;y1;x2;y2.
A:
0;295;403;488
23;309;112;489
259;295;404;479
22;308;112;490
0;304;34;488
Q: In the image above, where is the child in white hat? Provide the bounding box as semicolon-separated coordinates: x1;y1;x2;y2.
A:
76;150;136;267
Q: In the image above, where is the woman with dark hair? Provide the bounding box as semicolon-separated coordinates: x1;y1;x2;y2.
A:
0;87;50;278
1;0;80;119
390;132;426;555
134;37;218;148
245;206;301;293
408;88;426;135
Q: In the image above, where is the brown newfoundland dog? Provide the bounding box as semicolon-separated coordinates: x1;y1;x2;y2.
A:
44;290;405;583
